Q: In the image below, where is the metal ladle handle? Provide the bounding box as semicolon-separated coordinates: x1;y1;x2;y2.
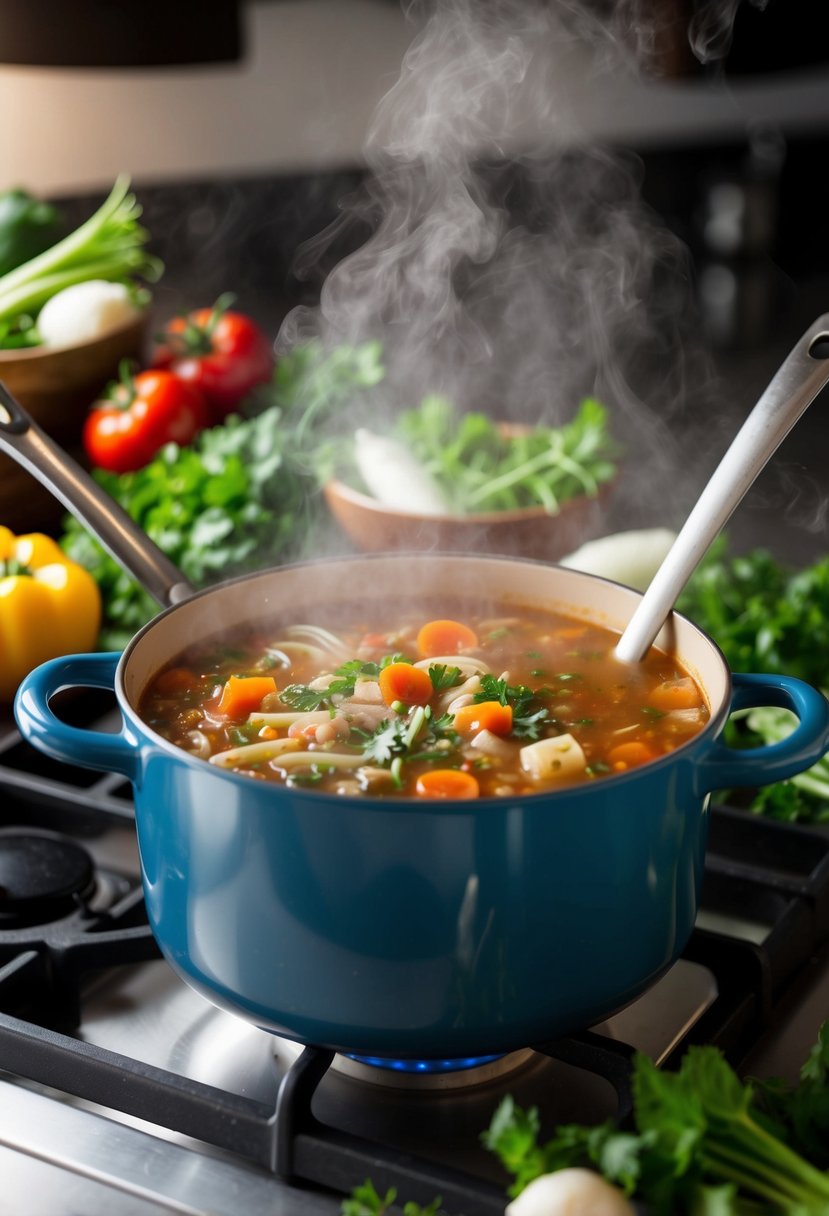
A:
615;314;829;663
0;383;194;609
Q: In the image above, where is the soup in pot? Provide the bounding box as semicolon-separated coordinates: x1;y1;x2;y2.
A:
139;600;709;798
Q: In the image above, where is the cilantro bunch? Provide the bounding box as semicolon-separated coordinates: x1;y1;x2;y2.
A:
483;1023;829;1215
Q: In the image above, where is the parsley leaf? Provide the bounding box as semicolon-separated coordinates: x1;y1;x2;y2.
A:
362;720;409;765
428;664;463;691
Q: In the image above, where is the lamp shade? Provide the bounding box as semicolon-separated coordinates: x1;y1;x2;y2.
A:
0;0;242;68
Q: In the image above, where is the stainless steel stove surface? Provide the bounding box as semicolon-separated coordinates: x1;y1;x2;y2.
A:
0;696;828;1216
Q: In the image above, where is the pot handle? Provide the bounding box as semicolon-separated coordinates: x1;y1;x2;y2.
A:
695;672;829;793
14;652;138;781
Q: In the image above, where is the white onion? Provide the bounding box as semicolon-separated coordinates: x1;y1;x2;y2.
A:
506;1169;636;1216
37;280;140;347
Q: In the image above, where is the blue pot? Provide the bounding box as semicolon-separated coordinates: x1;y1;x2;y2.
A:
14;556;829;1061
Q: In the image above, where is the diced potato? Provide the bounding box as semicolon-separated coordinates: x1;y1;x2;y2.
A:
519;733;587;782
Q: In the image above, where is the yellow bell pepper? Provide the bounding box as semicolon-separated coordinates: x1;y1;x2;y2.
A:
0;527;101;701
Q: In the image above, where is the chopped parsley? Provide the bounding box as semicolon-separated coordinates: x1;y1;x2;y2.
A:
428;663;463;691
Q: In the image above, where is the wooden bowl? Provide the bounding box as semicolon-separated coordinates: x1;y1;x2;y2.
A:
0;313;146;531
323;476;614;561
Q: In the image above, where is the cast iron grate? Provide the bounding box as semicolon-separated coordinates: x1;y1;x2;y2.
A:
0;709;828;1215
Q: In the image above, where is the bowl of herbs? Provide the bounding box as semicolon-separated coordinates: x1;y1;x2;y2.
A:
324;392;620;560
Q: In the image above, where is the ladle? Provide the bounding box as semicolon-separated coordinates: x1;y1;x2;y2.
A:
615;313;829;663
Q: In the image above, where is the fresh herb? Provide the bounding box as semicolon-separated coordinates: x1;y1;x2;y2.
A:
390;393;618;515
362;719;410;765
61;407;321;650
679;540;829;824
428;664;463;692
678;539;829;688
0;175;160;332
740;707;829;824
361;710;459;770
754;1022;829;1170
483;1024;829;1214
341;1178;445;1216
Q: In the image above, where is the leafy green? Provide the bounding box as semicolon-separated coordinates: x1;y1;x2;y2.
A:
740;708;829;825
0;175;160;329
678;540;829;824
428;664;464;692
341;1178;445;1216
483;1025;829;1214
678;540;829;689
754;1023;829;1171
388;393;618;514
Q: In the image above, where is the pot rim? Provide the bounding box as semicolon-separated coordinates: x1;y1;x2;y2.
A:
114;551;734;807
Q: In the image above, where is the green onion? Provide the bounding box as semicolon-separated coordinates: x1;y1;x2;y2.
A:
0;175;161;326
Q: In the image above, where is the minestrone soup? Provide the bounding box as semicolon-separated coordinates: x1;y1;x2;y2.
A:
139;600;709;798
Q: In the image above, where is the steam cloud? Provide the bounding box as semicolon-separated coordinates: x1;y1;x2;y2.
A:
279;0;750;531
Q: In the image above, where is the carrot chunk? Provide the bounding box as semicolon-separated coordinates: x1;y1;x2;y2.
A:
607;740;656;770
416;769;480;799
217;675;278;718
453;700;513;736
378;662;434;707
416;619;479;658
648;677;700;712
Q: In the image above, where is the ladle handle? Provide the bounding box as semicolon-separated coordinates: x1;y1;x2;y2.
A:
0;383;193;609
615;313;829;663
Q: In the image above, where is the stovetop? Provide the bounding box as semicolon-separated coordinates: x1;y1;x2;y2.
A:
1;695;828;1216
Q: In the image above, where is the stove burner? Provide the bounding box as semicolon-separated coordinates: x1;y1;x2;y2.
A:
275;1037;536;1090
0;829;94;927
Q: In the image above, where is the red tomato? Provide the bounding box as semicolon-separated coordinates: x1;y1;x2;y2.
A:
83;368;209;473
152;297;273;422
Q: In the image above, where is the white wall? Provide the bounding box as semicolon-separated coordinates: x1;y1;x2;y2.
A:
1;0;828;197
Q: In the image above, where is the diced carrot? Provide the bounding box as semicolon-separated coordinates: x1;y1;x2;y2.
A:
453;700;513;736
217;675;278;719
378;662;434;707
607;740;656;770
415;769;480;800
416;619;479;658
154;667;199;696
648;677;701;712
258;726;279;740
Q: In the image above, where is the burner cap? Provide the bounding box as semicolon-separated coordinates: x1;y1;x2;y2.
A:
0;829;95;924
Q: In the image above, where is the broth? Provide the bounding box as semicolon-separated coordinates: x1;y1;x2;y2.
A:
139;598;709;799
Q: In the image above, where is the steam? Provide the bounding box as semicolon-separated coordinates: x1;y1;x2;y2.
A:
278;0;749;530
689;0;769;65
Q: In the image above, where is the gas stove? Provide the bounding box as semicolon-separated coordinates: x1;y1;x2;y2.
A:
0;692;828;1216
